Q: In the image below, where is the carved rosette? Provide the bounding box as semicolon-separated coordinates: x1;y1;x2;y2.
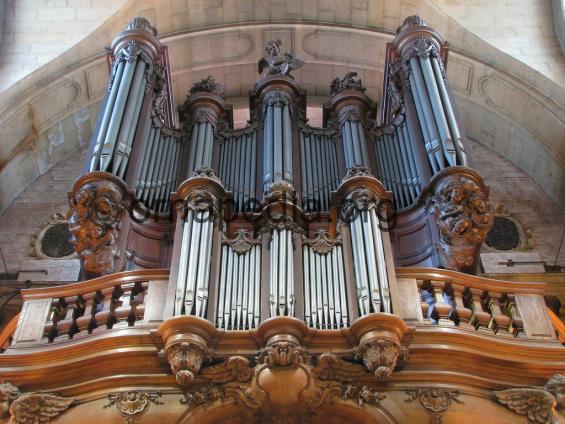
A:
67;175;128;276
354;340;401;383
165;341;211;386
431;171;494;272
104;392;163;424
405;388;463;424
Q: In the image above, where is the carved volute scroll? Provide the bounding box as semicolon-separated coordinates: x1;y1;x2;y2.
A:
494;374;565;424
67;172;129;276
431;168;494;273
350;314;413;383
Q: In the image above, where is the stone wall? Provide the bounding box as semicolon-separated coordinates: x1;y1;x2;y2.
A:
435;0;565;87
0;0;127;92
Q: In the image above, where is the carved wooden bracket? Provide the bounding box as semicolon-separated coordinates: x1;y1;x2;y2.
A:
0;382;74;423
67;172;130;277
156;316;216;386
349;313;413;383
430;167;494;273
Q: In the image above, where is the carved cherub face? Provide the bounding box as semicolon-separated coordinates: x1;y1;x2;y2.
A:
545;374;565;410
452;217;472;234
471;195;487;214
0;383;19;418
448;185;465;204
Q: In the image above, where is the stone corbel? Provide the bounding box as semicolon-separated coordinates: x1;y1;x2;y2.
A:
156;316;217;386
349;314;413;383
67;172;130;277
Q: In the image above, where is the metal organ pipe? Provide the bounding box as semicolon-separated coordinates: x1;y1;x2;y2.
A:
348;205;391;315
268;229;295;318
218;129;258;213
262;90;293;191
175;208;215;318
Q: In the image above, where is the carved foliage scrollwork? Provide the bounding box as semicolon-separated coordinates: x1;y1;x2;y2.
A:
337;104;363;125
261;213;303;235
223;231;262;255
262;89;294;113
303;230;341;255
103;392;163;424
405;388;463;424
342;384;386;406
183;184;221;220
67;180;127;276
432;176;494;271
180;385;225;408
312;353;369;383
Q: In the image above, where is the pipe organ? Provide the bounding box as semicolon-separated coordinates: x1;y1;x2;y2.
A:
7;16;564;424
70;15;494;329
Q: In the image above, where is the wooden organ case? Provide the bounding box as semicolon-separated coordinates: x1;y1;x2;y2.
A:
0;16;563;424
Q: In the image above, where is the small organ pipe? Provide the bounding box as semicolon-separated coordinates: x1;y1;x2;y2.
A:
336;245;348;327
273;105;283;181
287;230;295;317
370;209;391;313
264;105;273;188
175;210;193;315
217;245;228;328
269;230;279;317
135;125;154;198
254;246;261;327
309;248;318;327
303;247;311;325
283;104;293;180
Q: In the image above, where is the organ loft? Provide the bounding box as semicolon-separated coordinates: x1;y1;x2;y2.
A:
0;15;564;424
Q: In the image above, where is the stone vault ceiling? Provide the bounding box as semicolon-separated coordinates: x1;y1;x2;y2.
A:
0;0;563;218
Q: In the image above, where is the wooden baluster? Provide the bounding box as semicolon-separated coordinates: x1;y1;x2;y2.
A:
420;280;437;323
416;279;430;321
464;288;491;331
107;285;124;329
502;293;524;337
451;285;472;328
128;282;146;325
484;292;512;335
57;296;78;340
46;297;67;342
88;291;104;333
69;295;86;338
443;283;458;325
430;280;453;325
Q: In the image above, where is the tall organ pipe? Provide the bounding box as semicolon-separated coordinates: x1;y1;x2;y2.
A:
268;229;295;318
262;90;293;192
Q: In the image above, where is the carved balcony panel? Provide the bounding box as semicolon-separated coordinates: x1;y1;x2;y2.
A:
5;270;168;350
397;267;557;341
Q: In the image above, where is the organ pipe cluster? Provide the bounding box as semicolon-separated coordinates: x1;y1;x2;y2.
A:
80;18;482;332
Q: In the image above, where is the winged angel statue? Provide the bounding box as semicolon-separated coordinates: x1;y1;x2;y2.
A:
495;374;565;424
258;40;304;78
